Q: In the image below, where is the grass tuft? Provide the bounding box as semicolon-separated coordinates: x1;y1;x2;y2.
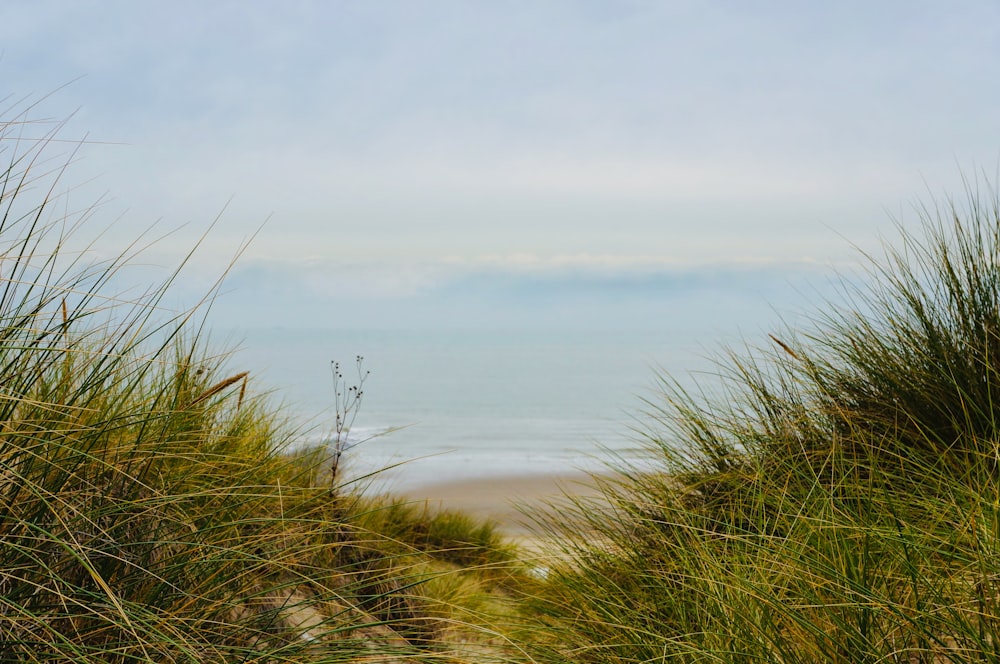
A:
0;97;528;663
522;178;1000;663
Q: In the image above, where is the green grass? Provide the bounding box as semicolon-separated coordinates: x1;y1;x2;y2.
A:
520;182;1000;662
0;98;528;663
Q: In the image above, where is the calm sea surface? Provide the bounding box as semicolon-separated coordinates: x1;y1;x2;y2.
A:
213;324;757;491
204;262;843;489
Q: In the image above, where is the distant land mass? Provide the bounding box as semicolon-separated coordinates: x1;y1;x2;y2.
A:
178;259;845;331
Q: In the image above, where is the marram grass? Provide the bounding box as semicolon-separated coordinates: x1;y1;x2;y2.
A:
521;182;1000;663
0;102;527;663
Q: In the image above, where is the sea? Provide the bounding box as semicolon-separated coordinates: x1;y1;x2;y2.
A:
214;326;757;492
209;264;839;492
218;329;667;487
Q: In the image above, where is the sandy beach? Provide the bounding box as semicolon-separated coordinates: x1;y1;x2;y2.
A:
401;472;611;542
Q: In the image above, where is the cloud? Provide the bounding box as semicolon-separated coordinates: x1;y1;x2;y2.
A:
2;1;999;281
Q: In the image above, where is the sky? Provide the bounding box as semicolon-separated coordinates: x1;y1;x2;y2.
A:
2;1;1000;329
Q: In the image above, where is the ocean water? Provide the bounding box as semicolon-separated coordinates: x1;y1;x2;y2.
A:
212;325;742;491
210;265;836;490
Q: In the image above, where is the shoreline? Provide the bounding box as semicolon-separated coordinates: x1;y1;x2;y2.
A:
400;471;609;537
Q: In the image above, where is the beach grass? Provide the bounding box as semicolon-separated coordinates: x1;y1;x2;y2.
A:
0;101;529;663
519;181;1000;662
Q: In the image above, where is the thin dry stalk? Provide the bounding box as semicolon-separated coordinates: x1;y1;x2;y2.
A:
188;371;249;408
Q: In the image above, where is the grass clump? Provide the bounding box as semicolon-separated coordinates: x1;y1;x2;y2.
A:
0;101;524;662
349;496;518;569
522;182;1000;662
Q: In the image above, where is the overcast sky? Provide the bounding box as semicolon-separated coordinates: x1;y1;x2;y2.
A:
2;1;1000;325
